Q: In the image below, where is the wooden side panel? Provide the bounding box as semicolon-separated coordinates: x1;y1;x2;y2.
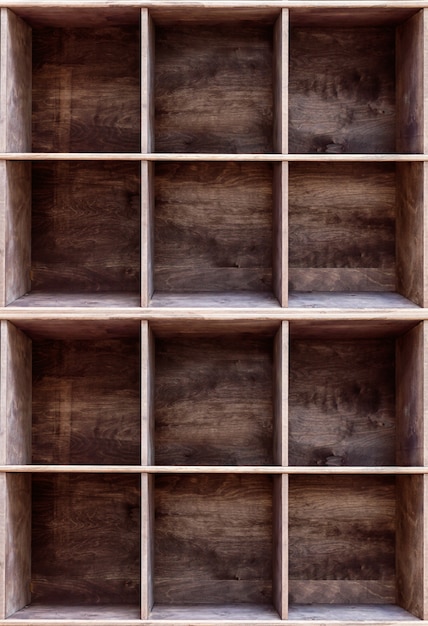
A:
31;162;140;295
141;9;154;153
396;474;428;618
155;336;273;466
141;161;154;306
289;162;396;293
32;338;140;465
273;322;287;466
273;162;287;306
273;475;287;619
154;474;272;605
396;10;427;153
289;27;395;154
273;9;288;153
396;162;427;307
141;322;154;466
289;475;396;605
0;321;31;465
0;9;31;152
154;23;273;153
154;162;273;294
396;322;427;467
289;339;396;467
32;26;140;152
141;473;154;619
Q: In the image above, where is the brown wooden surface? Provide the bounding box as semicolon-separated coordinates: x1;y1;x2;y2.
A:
141;473;154;619
141;9;154;154
32;337;140;465
31;161;140;295
289;27;395;153
273;10;287;153
154;474;272;605
155;23;273;153
289;162;396;293
289;339;396;466
154;162;273;294
155;335;273;465
273;475;287;619
141;321;154;466
141;162;154;306
273;163;287;305
289;475;396;605
32;26;140;152
273;322;287;466
31;473;140;606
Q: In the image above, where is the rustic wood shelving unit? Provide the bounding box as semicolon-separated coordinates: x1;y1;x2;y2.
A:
0;1;428;625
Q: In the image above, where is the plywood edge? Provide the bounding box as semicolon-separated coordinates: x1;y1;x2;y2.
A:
141;320;154;465
273;9;288;153
273;163;288;306
141;8;154;153
141;473;154;618
273;475;288;619
141;161;154;306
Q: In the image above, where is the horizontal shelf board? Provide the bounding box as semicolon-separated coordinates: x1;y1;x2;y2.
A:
150;292;281;309
9;606;141;621
288;605;419;622
11;292;141;308
288;292;419;309
2;466;428;474
150;605;280;621
3;1;428;9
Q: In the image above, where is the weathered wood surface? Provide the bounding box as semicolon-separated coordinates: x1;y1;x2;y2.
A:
289;475;396;604
155;335;273;465
273;322;287;466
31;474;140;606
155;23;273;153
31;162;140;294
141;162;154;306
289;27;396;153
154;162;272;293
32;338;140;465
273;10;287;153
154;474;272;605
141;474;154;619
289;339;396;466
273;475;287;619
289;162;396;293
32;27;140;152
273;163;287;305
141;10;154;154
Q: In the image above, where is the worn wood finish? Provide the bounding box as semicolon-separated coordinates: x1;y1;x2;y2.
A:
32;337;140;465
154;162;273;294
289;475;396;605
141;321;154;466
32;26;140;152
273;10;287;153
31;161;140;295
289;339;396;467
154;474;273;605
273;475;287;619
289;162;396;293
155;335;273;465
273;322;287;466
289;27;395;153
273;163;287;305
0;322;31;465
141;162;154;307
0;9;31;152
141;9;154;153
31;474;140;607
155;23;273;153
141;473;154;619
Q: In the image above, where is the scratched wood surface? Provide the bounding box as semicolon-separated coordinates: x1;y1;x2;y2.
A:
32;337;140;465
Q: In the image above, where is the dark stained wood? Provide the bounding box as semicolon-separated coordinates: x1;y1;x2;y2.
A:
154;474;272;605
290;319;418;340
32;26;140;152
289;475;396;605
31;474;140;606
289;27;396;153
31;161;140;294
289;162;396;293
154;162;273;294
32;338;141;465
10;7;141;28
289;339;396;466
155;23;273;153
154;335;273;465
290;8;418;28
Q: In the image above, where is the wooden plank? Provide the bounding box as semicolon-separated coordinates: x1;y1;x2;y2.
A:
32;337;140;465
273;475;287;619
141;473;154;619
141;162;154;306
273;322;287;466
32;26;140;152
273;10;288;153
154;335;274;465
0;9;31;152
396;9;427;153
141;9;154;153
154;162;273;294
0;321;31;465
273;163;287;306
141;321;154;465
289;27;395;153
154;474;272;605
154;23;273;153
289;339;396;467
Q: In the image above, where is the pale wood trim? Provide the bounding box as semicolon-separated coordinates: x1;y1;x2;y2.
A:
141;9;154;153
3;0;428;8
8;153;428;161
272;475;287;618
273;163;287;306
141;162;154;306
141;321;154;465
273;321;288;465
141;474;154;619
273;10;288;153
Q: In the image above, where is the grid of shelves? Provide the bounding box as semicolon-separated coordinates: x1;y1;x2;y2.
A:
0;2;427;626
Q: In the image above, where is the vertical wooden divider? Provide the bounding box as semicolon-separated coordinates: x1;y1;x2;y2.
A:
273;321;288;618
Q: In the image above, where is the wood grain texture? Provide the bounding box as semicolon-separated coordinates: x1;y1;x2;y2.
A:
154;162;273;294
273;10;288;153
155;335;273;465
32;337;140;465
141;161;154;306
273;475;287;619
396;10;426;153
289;27;395;153
0;9;31;152
289;475;396;604
31;161;140;294
31;474;140;606
141;9;154;153
154;474;272;605
396;162;426;306
396;475;427;619
155;23;273;153
141;473;154;619
8;7;141;28
141;321;154;466
32;26;140;152
273;322;287;466
0;321;31;465
289;339;396;466
396;323;427;467
289;162;396;293
273;163;287;305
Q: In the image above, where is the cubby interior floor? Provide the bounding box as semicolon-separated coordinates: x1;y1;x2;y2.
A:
150;604;281;621
9;604;141;620
9;291;141;308
288;604;420;621
150;292;281;308
289;292;419;309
